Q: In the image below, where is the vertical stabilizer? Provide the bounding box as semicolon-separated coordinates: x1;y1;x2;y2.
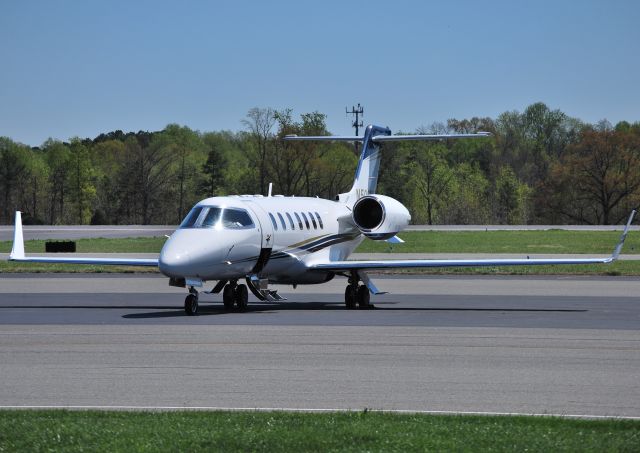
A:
10;211;25;260
339;125;391;205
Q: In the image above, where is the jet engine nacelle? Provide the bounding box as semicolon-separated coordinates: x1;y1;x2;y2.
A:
352;195;411;240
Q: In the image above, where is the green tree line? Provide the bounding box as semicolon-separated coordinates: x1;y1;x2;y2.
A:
1;103;639;225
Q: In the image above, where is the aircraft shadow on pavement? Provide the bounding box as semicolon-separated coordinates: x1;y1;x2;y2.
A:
121;301;587;319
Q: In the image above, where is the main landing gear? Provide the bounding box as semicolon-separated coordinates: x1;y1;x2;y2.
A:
222;281;248;312
344;272;373;310
184;281;249;316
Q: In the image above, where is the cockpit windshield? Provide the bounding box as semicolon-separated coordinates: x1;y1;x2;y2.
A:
180;206;254;230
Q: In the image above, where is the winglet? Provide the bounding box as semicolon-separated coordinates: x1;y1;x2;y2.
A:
611;210;636;261
9;211;25;260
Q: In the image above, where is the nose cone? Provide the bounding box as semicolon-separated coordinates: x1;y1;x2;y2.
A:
158;235;192;278
159;229;227;278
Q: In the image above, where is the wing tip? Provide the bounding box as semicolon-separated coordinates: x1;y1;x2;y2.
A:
9;211;25;260
611;209;636;261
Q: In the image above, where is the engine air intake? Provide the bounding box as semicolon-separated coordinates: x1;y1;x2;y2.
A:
353;196;385;230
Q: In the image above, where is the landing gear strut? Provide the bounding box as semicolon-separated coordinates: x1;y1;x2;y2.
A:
223;283;235;310
344;272;372;309
222;281;249;312
184;287;199;315
235;283;249;311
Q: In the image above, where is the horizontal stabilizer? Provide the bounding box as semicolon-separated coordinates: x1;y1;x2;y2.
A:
284;131;491;143
371;132;491;142
284;135;362;142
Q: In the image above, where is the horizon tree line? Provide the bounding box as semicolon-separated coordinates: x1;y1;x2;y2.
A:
0;102;638;226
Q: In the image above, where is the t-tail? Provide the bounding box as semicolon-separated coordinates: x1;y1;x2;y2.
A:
284;124;491;205
342;125;390;204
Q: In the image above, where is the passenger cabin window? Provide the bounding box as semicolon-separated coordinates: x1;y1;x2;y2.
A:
268;213;278;230
300;212;310;229
308;212;317;229
277;213;287;230
179;206;254;230
285;212;295;230
294;212;303;230
314;212;324;229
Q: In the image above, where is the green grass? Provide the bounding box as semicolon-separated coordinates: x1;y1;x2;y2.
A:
0;237;167;254
0;410;638;452
0;231;638;255
357;230;640;254
1;231;639;275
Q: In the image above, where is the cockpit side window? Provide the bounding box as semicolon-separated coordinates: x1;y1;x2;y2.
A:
179;206;254;229
201;207;223;227
180;206;204;228
223;208;254;229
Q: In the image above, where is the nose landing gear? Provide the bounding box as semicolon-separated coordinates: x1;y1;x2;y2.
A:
184;287;199;315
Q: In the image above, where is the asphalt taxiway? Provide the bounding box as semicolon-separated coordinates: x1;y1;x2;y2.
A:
0;274;638;417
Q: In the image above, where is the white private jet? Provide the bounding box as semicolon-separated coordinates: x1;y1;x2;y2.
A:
9;124;636;315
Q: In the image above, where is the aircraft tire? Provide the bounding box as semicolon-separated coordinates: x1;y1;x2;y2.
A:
184;293;198;316
223;285;235;310
345;285;357;309
356;285;370;308
235;284;248;312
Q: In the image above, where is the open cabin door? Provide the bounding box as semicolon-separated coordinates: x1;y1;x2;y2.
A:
243;200;286;301
244;201;275;250
244;200;275;276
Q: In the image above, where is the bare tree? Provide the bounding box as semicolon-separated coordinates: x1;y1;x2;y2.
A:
242;107;275;195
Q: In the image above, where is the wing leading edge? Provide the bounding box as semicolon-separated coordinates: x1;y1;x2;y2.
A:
8;212;159;267
311;211;636;272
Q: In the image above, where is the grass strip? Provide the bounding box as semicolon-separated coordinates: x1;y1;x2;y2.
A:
358;230;640;254
1;230;638;255
0;237;167;254
0;230;640;254
1;231;639;275
0;410;638;452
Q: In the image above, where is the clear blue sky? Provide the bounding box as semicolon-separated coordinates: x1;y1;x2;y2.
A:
1;0;639;146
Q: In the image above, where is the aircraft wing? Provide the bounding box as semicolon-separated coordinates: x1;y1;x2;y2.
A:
8;211;159;267
311;211;636;272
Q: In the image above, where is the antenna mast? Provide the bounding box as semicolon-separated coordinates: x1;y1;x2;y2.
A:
346;103;364;136
346;103;364;153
